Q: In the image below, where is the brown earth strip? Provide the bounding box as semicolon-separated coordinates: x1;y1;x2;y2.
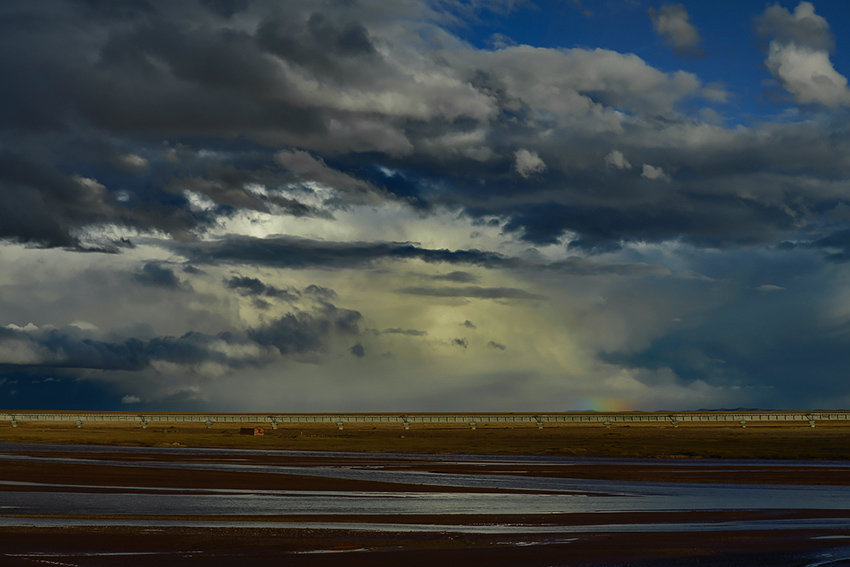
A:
6;448;850;486
0;459;556;494
0;526;846;567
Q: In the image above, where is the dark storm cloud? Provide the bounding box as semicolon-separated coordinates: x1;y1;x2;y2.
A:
0;148;241;250
170;234;671;276
246;314;326;355
397;286;546;300
225;275;299;301
808;229;850;262
544;258;671;277
499;196;797;249
304;285;338;300
0;297;361;375
428;271;479;283
0;144;346;252
604;327;850;407
66;0;155;20
172;169;327;219
598;285;850;406
0;366;127;411
226;276;268;296
0;151;111;249
134;263;184;289
0;3;331;184
46;0;400;138
1;0;844;256
5;0;850;415
73;12;324;136
256;12;378;80
170;235;512;269
198;0;249;18
776;228;850;263
0;325;269;371
247;304;362;355
380;328;428;336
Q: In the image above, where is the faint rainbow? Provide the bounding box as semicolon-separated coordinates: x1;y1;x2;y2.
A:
577;397;633;413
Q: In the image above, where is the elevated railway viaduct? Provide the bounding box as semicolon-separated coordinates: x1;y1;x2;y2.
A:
2;411;849;429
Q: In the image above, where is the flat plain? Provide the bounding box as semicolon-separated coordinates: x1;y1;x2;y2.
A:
1;417;850;459
1;417;850;566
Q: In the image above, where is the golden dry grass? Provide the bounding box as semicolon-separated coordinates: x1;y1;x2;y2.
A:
1;419;849;459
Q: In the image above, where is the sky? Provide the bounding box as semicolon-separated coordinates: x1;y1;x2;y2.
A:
3;0;850;412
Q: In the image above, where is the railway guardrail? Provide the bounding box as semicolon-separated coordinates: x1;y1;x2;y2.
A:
1;411;848;428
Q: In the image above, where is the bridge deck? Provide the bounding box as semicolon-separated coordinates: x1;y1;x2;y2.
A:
1;411;848;425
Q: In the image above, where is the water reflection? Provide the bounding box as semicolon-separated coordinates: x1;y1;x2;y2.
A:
3;480;850;518
4;516;850;534
2;443;850;535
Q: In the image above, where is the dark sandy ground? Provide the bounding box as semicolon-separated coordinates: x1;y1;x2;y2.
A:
2;526;847;567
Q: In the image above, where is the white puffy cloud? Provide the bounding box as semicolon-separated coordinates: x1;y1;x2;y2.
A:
756;1;834;51
116;153;149;172
641;163;670;182
648;4;704;57
757;2;850;108
764;42;850;108
459;45;714;127
605;150;632;170
513;149;546;178
0;339;47;365
419;128;494;161
69;320;99;331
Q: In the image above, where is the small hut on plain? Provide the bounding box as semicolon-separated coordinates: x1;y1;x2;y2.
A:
240;426;264;436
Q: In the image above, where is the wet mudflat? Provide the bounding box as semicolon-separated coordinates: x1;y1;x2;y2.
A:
1;443;850;565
